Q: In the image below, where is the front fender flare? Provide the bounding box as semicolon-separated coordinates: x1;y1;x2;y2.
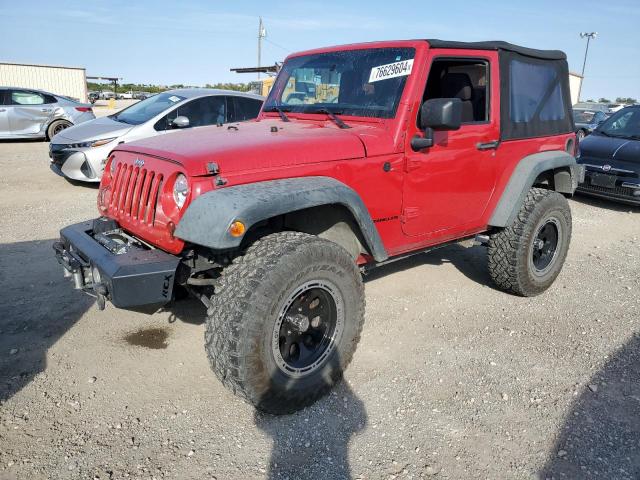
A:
175;176;388;261
488;151;582;227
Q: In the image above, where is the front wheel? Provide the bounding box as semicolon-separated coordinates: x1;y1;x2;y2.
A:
205;232;365;414
487;188;572;297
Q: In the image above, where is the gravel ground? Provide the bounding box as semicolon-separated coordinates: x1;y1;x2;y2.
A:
0;134;639;480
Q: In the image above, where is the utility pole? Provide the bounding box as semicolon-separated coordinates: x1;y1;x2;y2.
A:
258;17;266;80
578;32;597;103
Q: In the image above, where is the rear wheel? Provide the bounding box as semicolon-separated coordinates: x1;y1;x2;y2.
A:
487;188;572;297
47;120;72;140
205;232;365;414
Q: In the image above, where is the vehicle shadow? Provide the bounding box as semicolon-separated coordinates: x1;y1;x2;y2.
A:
254;377;367;479
540;333;640;479
0;239;93;402
364;242;496;290
573;193;640;212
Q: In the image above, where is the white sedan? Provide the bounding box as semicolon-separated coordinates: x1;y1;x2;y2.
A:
49;88;264;183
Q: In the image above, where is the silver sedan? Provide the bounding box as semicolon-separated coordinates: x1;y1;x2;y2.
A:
0;87;95;140
49;89;264;183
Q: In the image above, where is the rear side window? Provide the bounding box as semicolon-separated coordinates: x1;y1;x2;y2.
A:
10;91;45;105
509;60;564;122
0;90;7;105
230;96;262;122
43;94;58;104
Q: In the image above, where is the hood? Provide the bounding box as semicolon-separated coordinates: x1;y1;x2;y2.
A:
580;133;640;164
52;115;133;143
115;118;393;176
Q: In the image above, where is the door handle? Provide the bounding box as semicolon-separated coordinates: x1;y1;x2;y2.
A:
477;140;500;151
0;108;5;112
41;109;52;112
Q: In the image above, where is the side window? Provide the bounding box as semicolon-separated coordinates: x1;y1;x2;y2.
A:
10;90;45;105
422;58;489;124
230;96;262;122
0;90;7;106
154;96;226;130
43;94;58;104
509;60;565;122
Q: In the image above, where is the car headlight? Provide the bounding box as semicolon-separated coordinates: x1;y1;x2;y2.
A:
173;174;189;209
71;137;117;149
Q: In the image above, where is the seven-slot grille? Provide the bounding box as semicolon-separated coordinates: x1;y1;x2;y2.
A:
108;163;164;225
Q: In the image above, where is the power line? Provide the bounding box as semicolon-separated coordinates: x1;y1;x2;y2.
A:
264;38;291;53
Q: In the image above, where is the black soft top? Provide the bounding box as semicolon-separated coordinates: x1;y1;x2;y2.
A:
425;39;566;61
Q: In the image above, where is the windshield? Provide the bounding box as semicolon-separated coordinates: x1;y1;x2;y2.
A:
263;47;415;118
573;109;595;123
596;108;640;139
111;92;186;125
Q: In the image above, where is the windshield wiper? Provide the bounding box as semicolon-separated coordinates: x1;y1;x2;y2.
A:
265;106;290;122
313;108;350;129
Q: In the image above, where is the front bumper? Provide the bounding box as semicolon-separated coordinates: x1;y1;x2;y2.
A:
49;143;107;182
53;218;181;309
576;166;640;206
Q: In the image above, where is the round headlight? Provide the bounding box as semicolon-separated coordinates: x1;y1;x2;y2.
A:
173;174;189;209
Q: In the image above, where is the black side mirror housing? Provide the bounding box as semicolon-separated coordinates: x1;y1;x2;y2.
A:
412;98;463;151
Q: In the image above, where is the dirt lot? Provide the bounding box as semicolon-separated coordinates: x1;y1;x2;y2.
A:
0;131;639;479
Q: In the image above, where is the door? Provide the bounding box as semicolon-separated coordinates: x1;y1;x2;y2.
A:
401;53;500;238
7;90;54;136
0;90;10;136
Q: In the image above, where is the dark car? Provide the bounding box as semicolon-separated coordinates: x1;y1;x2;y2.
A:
574;108;607;141
577;105;640;205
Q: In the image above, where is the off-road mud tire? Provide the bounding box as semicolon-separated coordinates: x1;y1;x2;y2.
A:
205;231;365;414
488;188;572;297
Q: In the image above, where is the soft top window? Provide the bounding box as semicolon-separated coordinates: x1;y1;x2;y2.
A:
499;51;574;140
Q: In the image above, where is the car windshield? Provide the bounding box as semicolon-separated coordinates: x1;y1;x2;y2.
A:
111;92;186;125
596;108;640;139
263;47;415;118
573;110;595;123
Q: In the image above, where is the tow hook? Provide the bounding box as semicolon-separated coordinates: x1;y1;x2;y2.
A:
94;284;108;311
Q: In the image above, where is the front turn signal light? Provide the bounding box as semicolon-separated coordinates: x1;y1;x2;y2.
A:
229;220;246;237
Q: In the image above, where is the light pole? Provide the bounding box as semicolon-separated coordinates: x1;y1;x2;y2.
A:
257;17;266;80
578;32;597;102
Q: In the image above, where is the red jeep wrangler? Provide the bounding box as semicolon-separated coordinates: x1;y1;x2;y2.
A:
55;40;583;413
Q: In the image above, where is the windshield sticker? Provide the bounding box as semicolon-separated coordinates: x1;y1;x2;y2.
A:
369;59;414;83
168;96;182;103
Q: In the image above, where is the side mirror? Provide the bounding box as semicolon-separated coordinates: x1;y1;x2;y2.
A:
171;116;190;129
412;98;462;151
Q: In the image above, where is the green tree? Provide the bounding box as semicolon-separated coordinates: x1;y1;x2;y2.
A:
598;97;611;104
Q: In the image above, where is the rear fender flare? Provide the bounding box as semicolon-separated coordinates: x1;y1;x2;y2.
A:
175;176;388;262
488;151;581;227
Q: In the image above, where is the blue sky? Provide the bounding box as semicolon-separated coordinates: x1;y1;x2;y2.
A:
2;0;638;100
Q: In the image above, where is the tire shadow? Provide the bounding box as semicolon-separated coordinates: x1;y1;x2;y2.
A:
540;334;640;479
364;242;497;291
254;379;367;479
0;239;93;402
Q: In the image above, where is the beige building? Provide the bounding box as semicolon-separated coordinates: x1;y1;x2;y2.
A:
569;72;583;106
0;62;87;102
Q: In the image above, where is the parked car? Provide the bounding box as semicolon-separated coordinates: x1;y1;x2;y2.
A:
49;88;264;182
576;105;640;205
573;108;608;141
88;92;100;104
0;87;95;140
54;39;582;414
118;92;134;100
573;102;608;112
100;91;116;100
